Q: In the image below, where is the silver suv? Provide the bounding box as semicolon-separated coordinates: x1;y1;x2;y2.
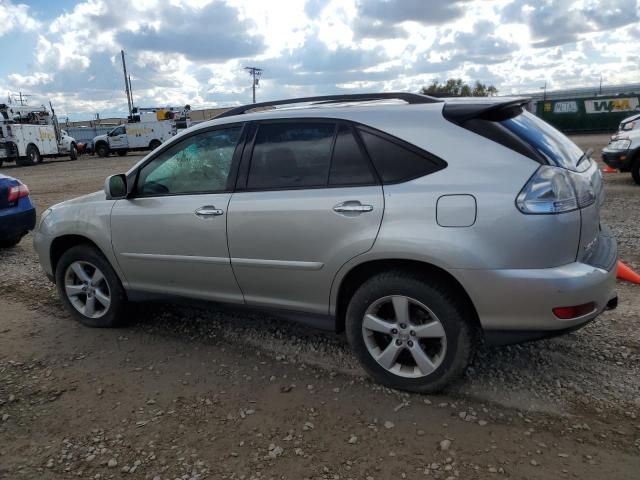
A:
34;93;618;392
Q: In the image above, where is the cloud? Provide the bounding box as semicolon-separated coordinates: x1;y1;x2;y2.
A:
502;0;640;48
353;0;471;39
0;0;40;37
116;1;265;61
7;72;53;87
2;0;640;118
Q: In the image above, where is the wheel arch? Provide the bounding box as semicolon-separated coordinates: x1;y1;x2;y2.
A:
50;234;113;279
333;258;481;334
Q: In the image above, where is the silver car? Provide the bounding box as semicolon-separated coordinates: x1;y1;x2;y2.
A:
34;93;618;392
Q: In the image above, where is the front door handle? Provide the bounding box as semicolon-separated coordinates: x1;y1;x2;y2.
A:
195;205;224;218
333;201;374;214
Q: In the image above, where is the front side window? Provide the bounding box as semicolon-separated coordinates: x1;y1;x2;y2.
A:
247;122;335;189
111;126;125;136
136;127;242;196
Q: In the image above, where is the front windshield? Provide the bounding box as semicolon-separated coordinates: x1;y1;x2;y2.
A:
501;110;584;170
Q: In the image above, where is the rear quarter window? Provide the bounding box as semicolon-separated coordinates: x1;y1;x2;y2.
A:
357;128;446;184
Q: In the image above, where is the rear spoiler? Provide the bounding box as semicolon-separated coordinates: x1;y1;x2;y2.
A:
442;98;531;125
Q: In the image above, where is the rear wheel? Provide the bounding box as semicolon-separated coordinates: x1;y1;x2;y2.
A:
18;144;41;166
149;139;161;150
55;245;127;328
345;271;475;393
96;143;109;158
632;158;640;185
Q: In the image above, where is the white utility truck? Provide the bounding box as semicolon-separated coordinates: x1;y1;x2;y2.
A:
92;106;191;157
0;104;78;167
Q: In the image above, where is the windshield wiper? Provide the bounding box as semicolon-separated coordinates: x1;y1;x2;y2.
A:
577;147;594;167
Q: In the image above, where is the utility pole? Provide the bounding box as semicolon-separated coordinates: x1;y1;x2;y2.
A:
599;74;603;95
121;50;132;116
244;66;263;103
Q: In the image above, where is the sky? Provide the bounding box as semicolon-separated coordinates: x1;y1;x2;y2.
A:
1;0;639;120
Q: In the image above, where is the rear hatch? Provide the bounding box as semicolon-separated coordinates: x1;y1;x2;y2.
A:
443;98;605;265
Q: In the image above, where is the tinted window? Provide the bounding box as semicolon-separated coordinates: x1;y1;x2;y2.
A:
136;127;241;196
500;111;583;170
112;126;125;136
248;122;335;189
358;129;439;184
329;125;376;186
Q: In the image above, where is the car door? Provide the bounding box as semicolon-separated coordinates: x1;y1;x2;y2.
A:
108;126;128;150
111;125;246;303
227;121;384;314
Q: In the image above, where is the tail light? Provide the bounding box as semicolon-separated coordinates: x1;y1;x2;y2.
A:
516;166;595;214
7;183;30;203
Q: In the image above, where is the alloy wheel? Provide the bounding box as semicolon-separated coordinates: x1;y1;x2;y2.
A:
64;261;111;318
362;295;447;378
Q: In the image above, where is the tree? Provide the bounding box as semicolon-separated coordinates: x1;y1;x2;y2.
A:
420;78;498;97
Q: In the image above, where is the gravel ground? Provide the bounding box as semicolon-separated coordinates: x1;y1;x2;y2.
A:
1;139;639;479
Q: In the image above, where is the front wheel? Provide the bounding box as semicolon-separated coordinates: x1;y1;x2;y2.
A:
96;143;109;157
345;271;475;393
55;245;127;328
631;158;640;185
69;143;78;160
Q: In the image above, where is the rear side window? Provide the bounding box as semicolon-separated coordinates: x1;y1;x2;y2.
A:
329;125;376;186
248;122;335;189
358;129;444;184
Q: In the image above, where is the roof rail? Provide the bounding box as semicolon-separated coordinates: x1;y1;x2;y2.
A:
215;92;442;119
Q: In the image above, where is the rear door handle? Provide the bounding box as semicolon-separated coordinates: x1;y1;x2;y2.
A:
195;205;224;218
333;201;374;214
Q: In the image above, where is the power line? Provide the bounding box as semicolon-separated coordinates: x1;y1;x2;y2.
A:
244;66;263;103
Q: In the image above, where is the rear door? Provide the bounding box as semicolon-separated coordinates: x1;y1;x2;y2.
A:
227;120;384;314
111;124;246;302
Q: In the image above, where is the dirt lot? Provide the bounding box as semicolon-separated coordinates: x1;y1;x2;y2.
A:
1;136;639;480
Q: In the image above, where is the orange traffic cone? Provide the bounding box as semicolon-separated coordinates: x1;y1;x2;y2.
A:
602;165;618;173
617;260;640;284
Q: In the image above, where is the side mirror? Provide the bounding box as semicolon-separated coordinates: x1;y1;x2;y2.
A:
104;174;127;200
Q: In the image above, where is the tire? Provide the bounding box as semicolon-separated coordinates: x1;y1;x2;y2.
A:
632;158;640;185
29;144;42;164
96;143;109;158
18;144;41;166
0;235;22;248
117;150;127;157
55;244;127;328
69;143;78;160
345;271;476;393
149;140;161;150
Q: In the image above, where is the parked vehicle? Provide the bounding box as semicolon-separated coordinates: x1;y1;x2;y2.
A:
602;127;640;183
0;104;78;167
0;174;35;247
617;113;640;133
33;93;617;392
92;107;190;157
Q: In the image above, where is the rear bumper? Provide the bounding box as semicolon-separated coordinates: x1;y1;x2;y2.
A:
0;204;36;240
454;227;617;339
